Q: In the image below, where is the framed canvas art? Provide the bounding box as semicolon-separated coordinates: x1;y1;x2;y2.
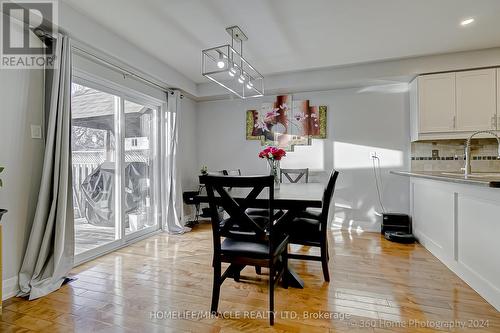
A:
246;95;327;150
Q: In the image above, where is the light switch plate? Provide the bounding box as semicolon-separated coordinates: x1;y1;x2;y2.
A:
30;125;42;139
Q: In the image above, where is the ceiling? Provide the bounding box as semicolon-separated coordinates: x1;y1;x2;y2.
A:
62;0;500;84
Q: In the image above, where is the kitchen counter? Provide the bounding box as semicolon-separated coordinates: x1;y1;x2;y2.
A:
390;171;500;188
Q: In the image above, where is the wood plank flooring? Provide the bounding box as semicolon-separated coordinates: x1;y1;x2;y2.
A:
1;223;499;332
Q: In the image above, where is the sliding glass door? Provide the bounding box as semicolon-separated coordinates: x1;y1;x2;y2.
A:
71;79;160;263
123;100;158;237
71;83;119;256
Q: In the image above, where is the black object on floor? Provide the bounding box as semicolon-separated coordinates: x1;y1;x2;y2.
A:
381;213;411;234
384;231;416;244
63;277;78;285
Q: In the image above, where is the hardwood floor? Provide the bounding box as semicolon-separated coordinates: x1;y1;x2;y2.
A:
1;223;499;332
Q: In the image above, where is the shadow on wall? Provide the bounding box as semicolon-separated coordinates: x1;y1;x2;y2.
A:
280;139;407;233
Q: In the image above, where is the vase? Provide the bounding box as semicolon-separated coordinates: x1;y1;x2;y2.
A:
269;160;280;190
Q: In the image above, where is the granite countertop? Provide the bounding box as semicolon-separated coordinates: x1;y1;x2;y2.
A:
390;171;500;188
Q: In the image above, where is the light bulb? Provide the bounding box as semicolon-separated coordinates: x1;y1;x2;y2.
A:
238;73;246;84
217;52;225;69
460;18;474;26
246;81;254;89
228;66;236;77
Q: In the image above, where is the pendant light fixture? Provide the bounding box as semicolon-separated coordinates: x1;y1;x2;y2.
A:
202;26;264;99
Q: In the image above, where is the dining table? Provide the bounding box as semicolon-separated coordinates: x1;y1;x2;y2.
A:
195;182;325;289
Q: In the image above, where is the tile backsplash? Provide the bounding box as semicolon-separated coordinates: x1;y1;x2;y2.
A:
411;139;500;172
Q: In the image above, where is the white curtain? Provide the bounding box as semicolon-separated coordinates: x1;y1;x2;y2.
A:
18;34;74;300
163;91;188;234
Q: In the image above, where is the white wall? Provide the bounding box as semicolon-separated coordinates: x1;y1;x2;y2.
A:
0;69;45;298
196;85;410;232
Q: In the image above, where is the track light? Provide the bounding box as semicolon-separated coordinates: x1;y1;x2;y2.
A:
202;26;264;98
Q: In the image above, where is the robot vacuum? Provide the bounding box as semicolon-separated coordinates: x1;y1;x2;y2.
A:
384;231;416;244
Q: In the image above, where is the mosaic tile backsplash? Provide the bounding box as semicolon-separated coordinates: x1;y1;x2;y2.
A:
411;139;500;172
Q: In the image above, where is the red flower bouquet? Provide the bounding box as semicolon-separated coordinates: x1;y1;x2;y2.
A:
258;146;286;188
258;146;286;161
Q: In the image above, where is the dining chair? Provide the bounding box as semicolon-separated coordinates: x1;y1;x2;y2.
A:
247;168;309;218
287;170;339;282
280;168;309;183
202;175;289;325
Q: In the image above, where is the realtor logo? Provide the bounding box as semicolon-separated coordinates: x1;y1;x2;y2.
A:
1;0;57;69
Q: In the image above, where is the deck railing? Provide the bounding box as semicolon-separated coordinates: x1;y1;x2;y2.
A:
72;151;105;218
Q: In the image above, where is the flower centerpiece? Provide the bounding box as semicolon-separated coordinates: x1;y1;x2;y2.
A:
258;146;286;189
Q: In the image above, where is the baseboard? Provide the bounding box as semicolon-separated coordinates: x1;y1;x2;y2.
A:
2;276;19;301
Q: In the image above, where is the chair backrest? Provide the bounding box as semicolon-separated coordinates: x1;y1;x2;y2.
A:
221;169;242;176
280;168;309;183
201;175;275;253
320;170;340;231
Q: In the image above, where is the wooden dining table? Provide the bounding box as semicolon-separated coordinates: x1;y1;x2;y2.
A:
195;182;325;288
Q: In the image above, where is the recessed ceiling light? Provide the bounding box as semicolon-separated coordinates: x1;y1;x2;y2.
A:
460;18;475;26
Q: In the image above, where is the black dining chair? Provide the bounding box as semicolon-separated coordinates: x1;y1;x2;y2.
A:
202;175;290;325
247;168;309;219
280;168;309;183
287;170;339;282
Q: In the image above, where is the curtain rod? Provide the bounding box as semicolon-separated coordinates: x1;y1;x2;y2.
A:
30;23;183;98
72;44;175;95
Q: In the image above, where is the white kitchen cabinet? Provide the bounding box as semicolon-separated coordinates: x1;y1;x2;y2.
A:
456;69;497;131
417;73;456;133
411;68;500;141
410;177;500;311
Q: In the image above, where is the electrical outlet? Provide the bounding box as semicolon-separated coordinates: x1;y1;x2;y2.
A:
370;151;377;159
30;125;42;139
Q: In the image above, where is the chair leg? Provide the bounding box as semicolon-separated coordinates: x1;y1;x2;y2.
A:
211;260;221;314
269;263;275;325
255;266;262;275
326;238;330;260
232;264;243;282
282;247;289;289
321;244;330;282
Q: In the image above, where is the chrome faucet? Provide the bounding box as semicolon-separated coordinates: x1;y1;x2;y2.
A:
463;130;500;177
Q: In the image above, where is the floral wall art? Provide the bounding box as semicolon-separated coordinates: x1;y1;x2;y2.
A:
246;95;327;151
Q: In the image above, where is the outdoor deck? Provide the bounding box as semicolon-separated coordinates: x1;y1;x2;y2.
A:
75;218;115;256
